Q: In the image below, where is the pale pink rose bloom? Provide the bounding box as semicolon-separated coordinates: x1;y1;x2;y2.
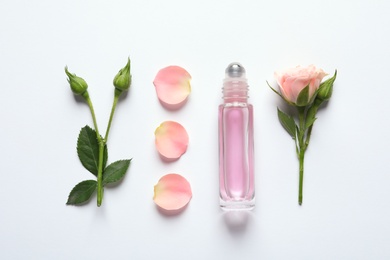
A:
275;65;327;104
153;174;192;211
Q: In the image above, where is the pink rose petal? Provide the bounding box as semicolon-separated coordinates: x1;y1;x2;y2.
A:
275;65;327;104
155;121;189;160
153;174;192;211
153;66;191;107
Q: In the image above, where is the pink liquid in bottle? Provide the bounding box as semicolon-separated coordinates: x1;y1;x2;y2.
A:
219;63;255;210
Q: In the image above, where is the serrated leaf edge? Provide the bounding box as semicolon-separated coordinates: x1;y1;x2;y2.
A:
102;159;132;186
77;125;99;175
66;179;97;205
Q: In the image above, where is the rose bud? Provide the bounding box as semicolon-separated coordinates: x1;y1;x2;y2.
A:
113;58;131;92
65;66;88;95
317;70;337;102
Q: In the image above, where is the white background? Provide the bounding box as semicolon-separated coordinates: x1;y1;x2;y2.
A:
1;0;389;259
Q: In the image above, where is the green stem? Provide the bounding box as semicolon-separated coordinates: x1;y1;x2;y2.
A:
298;148;305;205
97;142;104;206
104;89;122;142
83;92;101;138
297;106;306;206
83;91;104;207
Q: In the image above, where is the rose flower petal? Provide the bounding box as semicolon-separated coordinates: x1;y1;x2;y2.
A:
155;121;189;160
274;65;327;104
153;174;192;211
153;66;191;107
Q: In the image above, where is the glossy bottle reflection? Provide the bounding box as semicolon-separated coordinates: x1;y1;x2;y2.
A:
219;62;255;210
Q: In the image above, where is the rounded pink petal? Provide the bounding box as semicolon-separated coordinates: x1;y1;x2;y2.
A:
153;66;191;106
153;174;192;211
155;121;189;160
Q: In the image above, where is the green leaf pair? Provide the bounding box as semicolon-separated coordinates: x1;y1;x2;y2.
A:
66;126;131;205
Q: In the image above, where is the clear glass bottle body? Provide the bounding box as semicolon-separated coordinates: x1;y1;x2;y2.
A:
219;63;255;210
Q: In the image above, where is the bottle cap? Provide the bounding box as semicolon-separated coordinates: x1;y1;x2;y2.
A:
225;62;246;78
222;62;248;102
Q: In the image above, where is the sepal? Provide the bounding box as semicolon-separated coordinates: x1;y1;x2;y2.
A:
295;85;310;107
267;81;294;106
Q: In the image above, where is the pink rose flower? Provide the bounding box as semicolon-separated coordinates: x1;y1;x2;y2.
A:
275;65;327;105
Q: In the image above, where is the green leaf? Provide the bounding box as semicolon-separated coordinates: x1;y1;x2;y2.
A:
277;108;297;139
296;85;310;107
77;125;108;176
102;159;131;185
66;180;97;205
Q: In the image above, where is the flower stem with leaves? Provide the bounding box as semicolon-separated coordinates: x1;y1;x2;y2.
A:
270;67;337;205
65;58;132;207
